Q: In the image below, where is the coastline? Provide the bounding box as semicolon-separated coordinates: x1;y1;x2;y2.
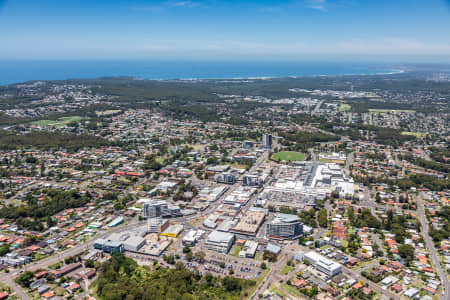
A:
0;61;405;86
134;68;406;82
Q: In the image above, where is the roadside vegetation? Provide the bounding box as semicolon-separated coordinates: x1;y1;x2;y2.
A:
92;254;256;300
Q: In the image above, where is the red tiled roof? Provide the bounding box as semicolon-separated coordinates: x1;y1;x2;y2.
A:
352;282;363;289
41;291;54;299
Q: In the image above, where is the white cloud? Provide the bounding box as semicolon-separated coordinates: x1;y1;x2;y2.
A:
258;6;283;13
130;1;202;13
2;35;450;61
177;37;450;59
166;1;201;8
305;0;328;11
335;37;450;56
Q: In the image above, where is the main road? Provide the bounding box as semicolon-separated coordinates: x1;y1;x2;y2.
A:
0;219;145;299
312;100;324;115
416;193;449;299
249;241;400;300
345;151;354;175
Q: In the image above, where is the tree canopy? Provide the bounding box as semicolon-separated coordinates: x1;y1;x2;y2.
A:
94;254;255;300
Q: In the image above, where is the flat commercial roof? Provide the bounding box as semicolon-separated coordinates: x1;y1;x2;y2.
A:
207;230;234;243
305;251;341;271
231;211;265;234
125;235;146;248
163;224;183;235
266;243;281;254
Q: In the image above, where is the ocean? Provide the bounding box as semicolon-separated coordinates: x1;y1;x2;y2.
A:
0;60;398;85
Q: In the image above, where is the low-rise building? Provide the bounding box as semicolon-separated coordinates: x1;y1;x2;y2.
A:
205;230;235;254
266;243;281;255
161;224;184;238
52;262;82;278
0;252;32;267
94;238;124;254
303;251;342;278
182;230;205;246
230;211;265;236
239;240;258;258
404;287;419;299
114;233;146;252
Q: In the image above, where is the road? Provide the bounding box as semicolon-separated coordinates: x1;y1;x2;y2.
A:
249;241;400;300
342;266;398;300
0;219;144;299
393;152;406;177
172;153;267;227
416;193;449;300
4;278;31;300
293;245;400;300
312;100;324;115
2;151;271;299
417;146;431;161
345;151;354;176
310;149;317;162
249;245;295;300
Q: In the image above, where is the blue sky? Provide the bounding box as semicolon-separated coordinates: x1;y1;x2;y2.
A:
1;0;450;61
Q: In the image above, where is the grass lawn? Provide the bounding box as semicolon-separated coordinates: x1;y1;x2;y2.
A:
31;116;83;127
353;259;376;270
280;265;295;275
59;116;83;122
272;151;306;162
32;252;48;261
155;157;165;163
231;245;244;257
54;287;67;297
254;252;261;261
95;110;121;116
401;131;426;138
31;119;57;126
339;103;351;111
319;158;334;163
340;240;348;248
269;285;286;297
49;262;63;270
229;163;249;170
245;268;270;300
369;109;415;114
280;283;304;298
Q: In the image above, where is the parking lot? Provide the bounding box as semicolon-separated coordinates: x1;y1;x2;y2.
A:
183;251;263;279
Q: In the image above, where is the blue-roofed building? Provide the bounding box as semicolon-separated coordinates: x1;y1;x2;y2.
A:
94;238;124;254
107;216;124;228
265;243;281;255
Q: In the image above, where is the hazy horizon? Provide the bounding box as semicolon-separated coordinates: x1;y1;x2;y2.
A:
1;0;450;62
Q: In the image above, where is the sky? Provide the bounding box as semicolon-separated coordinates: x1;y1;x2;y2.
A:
1;0;450;62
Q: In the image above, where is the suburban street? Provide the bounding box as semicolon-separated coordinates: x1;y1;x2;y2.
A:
0;219;145;299
248;240;402;300
416;193;449;300
312;100;324;115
